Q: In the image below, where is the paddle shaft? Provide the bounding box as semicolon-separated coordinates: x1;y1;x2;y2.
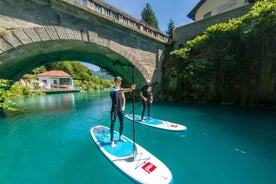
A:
131;65;136;156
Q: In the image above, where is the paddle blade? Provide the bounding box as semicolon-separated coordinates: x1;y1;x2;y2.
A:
133;143;138;160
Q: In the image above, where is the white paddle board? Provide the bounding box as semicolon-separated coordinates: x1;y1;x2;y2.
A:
125;114;187;131
90;125;173;184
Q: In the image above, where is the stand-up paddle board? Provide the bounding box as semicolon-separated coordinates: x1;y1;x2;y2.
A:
125;114;187;131
90;125;173;184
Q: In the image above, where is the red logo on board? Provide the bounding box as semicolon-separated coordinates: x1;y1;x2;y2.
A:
142;162;157;174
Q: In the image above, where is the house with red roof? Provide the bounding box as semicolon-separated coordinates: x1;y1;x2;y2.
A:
37;70;74;90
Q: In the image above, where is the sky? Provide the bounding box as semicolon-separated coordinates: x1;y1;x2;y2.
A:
103;0;200;33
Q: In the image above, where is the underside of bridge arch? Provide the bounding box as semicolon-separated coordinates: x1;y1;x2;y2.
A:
0;40;145;87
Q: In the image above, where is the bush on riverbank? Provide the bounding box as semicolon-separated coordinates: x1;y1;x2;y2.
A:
0;79;16;111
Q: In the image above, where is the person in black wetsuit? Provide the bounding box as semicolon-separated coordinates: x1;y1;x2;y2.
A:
110;76;136;148
140;79;153;122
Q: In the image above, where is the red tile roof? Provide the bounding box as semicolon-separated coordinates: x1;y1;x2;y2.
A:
37;70;71;77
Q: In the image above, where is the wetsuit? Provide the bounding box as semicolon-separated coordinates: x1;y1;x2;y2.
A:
141;85;153;119
110;86;125;141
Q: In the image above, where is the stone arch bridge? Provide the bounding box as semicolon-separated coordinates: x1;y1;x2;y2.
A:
0;0;168;87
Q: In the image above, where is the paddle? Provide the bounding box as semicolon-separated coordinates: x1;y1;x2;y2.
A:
131;65;138;159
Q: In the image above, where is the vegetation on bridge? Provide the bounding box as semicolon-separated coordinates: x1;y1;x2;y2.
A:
162;0;276;106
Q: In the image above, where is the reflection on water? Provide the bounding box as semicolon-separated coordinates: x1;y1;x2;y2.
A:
4;90;110;116
34;93;76;112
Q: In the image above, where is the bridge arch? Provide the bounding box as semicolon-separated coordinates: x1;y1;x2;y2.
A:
0;29;146;86
0;0;167;88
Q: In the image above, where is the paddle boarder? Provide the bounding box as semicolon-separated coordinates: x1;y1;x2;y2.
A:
110;76;136;148
140;79;153;122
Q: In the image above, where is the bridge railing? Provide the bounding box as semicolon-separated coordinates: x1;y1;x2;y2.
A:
69;0;168;43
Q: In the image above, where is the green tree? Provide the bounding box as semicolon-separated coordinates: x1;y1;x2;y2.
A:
166;18;175;41
165;18;176;53
30;66;47;75
141;3;159;29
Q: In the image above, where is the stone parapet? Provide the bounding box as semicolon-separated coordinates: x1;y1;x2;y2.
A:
68;0;168;43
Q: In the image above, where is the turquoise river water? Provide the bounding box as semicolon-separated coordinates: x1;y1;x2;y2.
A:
0;90;275;184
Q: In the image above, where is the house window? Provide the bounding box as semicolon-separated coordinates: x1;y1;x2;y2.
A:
247;0;256;3
42;80;47;84
204;11;211;19
60;78;71;85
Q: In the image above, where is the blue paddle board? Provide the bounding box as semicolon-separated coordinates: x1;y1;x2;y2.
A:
90;125;173;184
125;114;187;131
